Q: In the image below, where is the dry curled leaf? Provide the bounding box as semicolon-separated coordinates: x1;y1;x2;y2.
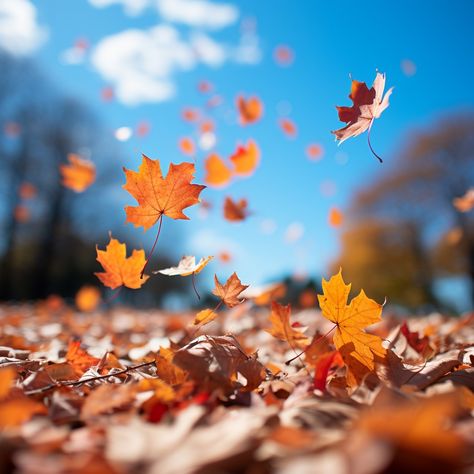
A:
173;335;264;393
212;272;248;308
60;153;96;192
154;256;213;277
123;155;205;230
332;72;393;162
223;197;250;222
95;236;149;290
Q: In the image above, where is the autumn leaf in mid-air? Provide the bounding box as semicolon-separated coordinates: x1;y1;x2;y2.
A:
60;153;96;192
213;272;248;308
154;256;213;277
123;155;205;230
328;207;343;227
204;153;232;187
236;95;263;125
123;155;205;274
279;118;297;138
265;302;309;349
318;269;386;386
332;72;393;162
223;197;250;222
75;285;101;312
95;235;149;289
178;137;195;156
453;188;474;212
230;140;260;176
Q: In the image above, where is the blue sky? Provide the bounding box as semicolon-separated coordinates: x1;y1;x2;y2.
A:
3;0;474;291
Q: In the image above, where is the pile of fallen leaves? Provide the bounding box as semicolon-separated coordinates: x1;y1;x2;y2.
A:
3;71;474;474
0;270;473;474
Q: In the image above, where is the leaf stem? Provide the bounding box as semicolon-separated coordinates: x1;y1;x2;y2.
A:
367;122;383;163
285;324;337;365
23;360;156;396
141;215;163;278
191;272;200;300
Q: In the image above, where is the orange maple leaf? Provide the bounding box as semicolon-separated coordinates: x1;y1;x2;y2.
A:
178;137;195;156
204;153;232;187
75;285;101;312
230;140;260;176
123;155;205;230
212;272;248;308
236;95;263;125
332;72;393;162
95;235;149;289
265;302;309;349
279;118;297;137
60;153;96;192
318;270;386;385
328;207;343;227
223;197;250;222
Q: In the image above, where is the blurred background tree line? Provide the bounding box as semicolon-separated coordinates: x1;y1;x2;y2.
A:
0;52;182;306
1;49;473;312
333;115;474;312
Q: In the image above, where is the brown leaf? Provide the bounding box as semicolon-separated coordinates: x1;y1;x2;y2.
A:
212;272;248;308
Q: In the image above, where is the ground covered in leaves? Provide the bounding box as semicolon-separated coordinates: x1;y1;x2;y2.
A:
0;294;473;474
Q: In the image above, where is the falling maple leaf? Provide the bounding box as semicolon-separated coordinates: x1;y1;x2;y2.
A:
95;235;149;289
332;72;393;162
328;207;343;227
181;108;199;122
154;256;213;277
318;269;386;385
274;45;294;66
123;155;205;230
199;120;214;134
230;140;260;176
265;302;309;349
60;153;96;192
223;197;250;222
212;272;248;308
178;137;196;156
204;153;232;187
197;80;213;93
279;118;297;137
306;143;324;161
75;285;101;312
453;188;474;212
236;95;263;125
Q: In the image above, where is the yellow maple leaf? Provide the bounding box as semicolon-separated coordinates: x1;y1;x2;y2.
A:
318;269;386;383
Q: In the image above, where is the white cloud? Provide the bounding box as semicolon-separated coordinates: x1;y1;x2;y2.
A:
88;0;149;16
156;0;238;29
0;0;47;56
91;25;261;105
88;0;238;30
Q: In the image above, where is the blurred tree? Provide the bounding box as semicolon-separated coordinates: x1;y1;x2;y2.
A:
332;219;438;309
0;52;183;304
336;114;474;309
